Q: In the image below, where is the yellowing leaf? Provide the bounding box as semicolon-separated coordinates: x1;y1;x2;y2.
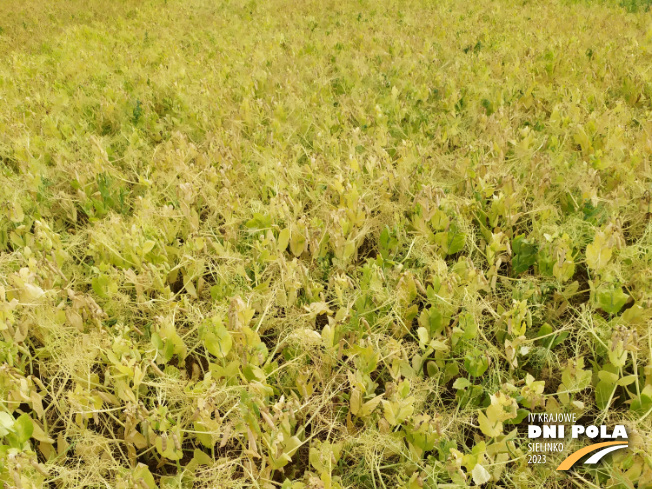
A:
8;202;24;223
382;398;414;426
133;463;157;489
472;463;492;485
358;394;383;417
142;240;156;254
192;448;214;466
290;228;306;256
586;232;612;270
204;323;232;358
430;210;449;231
278;228;290;252
478;411;502;437
350;387;362;416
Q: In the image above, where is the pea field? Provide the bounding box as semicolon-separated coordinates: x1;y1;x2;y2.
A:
1;0;652;487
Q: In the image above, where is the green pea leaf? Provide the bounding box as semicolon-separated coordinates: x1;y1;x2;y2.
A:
511;235;537;275
595;285;629;315
204;323;233;358
464;348;489;377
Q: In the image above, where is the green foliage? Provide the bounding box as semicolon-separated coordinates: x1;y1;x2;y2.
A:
511;235;538;275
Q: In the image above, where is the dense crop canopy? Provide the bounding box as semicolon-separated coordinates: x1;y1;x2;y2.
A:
0;0;652;487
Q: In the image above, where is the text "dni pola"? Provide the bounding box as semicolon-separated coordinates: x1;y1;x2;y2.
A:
528;424;628;439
